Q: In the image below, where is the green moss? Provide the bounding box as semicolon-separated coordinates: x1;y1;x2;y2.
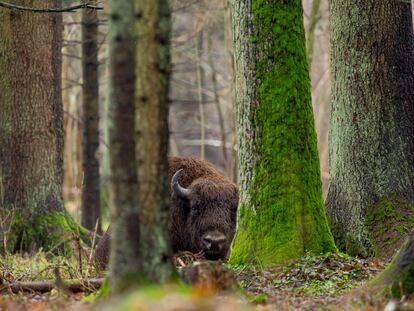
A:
365;196;414;257
230;0;336;266
2;210;89;254
371;237;414;298
95;278;110;299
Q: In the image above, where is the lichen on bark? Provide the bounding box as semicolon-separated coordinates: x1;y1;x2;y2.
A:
107;0;141;293
326;0;414;256
229;0;336;266
134;0;173;283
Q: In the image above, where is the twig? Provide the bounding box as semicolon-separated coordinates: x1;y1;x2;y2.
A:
75;236;83;276
85;219;100;279
0;1;103;13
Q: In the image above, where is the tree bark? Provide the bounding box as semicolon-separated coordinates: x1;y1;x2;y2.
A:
107;0;140;293
135;0;173;282
81;0;102;234
326;0;414;257
229;0;336;266
371;232;414;298
0;0;81;253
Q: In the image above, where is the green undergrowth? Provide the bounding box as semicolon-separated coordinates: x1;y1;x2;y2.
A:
236;252;385;298
0;250;103;283
366;196;414;258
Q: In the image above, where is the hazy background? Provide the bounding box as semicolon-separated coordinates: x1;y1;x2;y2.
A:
61;0;331;220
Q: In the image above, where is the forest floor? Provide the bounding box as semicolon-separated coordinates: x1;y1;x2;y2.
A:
0;251;411;311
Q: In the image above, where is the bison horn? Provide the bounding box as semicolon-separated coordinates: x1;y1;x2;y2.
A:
171;169;191;199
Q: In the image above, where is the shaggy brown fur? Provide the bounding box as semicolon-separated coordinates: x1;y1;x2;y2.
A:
95;156;239;268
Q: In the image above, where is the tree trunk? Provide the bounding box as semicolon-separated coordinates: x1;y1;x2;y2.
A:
326;0;414;257
371;232;414;298
223;0;237;183
135;0;173;282
107;0;140;293
0;0;82;253
81;0;102;234
229;0;336;266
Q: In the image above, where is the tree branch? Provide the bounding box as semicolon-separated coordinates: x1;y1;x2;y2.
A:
0;278;104;293
0;1;103;13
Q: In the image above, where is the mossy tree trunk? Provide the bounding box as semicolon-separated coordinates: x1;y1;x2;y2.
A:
327;0;414;257
135;0;173;282
229;0;336;266
81;0;102;234
0;0;82;253
371;232;414;298
107;0;141;293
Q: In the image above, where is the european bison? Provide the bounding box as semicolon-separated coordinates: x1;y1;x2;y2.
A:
95;156;239;267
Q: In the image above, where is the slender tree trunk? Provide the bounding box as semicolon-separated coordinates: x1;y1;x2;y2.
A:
326;0;414;257
196;32;206;159
0;0;83;253
306;0;321;66
135;0;173;282
208;34;228;174
107;0;140;293
229;0;336;266
81;1;102;234
223;0;237;182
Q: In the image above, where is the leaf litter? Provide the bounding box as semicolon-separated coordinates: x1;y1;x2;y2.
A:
0;252;390;310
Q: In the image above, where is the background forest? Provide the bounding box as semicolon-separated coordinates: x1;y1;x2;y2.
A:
61;0;331;210
0;0;414;310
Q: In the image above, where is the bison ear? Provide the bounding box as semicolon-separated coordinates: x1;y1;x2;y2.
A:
171;169;191;200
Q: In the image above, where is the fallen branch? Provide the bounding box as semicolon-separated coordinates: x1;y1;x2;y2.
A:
0;1;103;13
0;278;104;294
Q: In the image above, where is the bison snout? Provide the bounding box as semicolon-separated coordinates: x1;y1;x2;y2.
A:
202;232;226;254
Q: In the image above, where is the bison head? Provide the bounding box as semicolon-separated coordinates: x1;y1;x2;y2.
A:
171;169;238;260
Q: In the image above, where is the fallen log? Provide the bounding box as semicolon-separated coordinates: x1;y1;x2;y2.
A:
0;278;104;294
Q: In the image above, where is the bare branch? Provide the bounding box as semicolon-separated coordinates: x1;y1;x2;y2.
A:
0;1;103;13
0;278;104;294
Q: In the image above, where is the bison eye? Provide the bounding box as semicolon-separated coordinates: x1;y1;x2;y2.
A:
190;205;200;216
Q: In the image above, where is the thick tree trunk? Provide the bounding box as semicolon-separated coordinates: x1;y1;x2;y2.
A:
0;0;81;253
326;0;414;257
107;0;140;293
371;232;414;298
229;0;336;266
81;1;102;234
135;0;173;282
